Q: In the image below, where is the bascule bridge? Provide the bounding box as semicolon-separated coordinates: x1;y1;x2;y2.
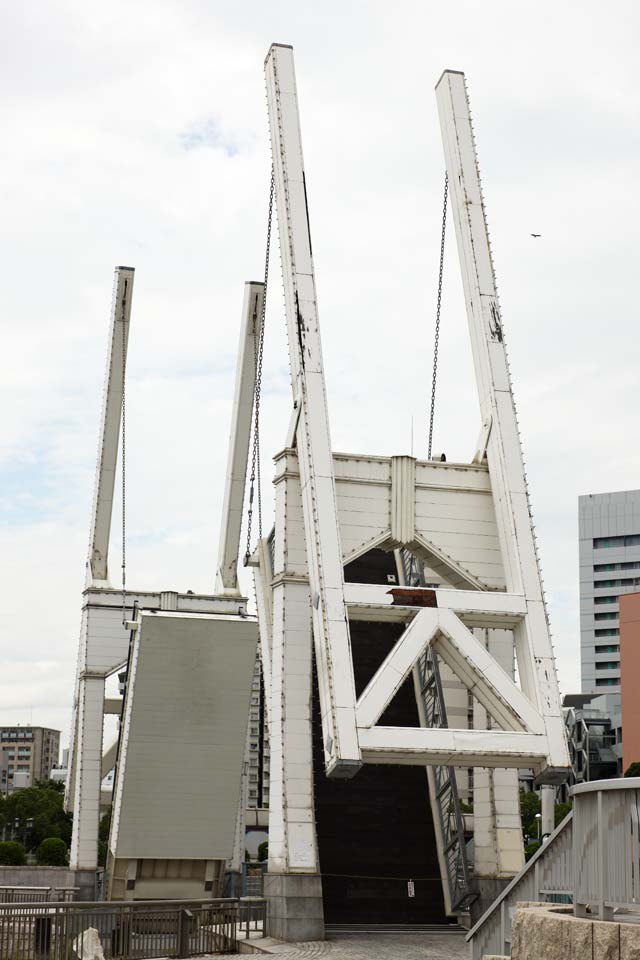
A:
66;43;569;938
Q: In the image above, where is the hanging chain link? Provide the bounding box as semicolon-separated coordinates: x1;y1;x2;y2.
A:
120;281;128;625
427;171;448;461
245;168;275;564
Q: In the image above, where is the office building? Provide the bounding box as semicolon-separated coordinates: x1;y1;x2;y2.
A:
0;726;61;791
563;692;622;783
579;490;640;693
620;592;640;772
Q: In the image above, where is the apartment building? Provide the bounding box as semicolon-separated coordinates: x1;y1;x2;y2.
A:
0;726;61;791
246;655;270;812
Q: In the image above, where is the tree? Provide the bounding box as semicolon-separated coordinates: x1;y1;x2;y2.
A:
98;810;111;843
257;841;268;862
524;840;541;861
36;838;68;866
5;780;72;852
625;762;640;778
519;789;541;841
0;841;26;865
555;801;572;826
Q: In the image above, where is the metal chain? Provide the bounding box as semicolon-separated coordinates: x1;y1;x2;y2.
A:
245;168;275;564
427;171;448;461
120;282;128;625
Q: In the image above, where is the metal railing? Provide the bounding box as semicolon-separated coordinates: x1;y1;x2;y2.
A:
400;548;475;914
466;812;573;959
0;897;265;960
573;777;640;920
0;889;51;905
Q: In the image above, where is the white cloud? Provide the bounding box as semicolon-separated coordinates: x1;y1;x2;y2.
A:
1;0;639;741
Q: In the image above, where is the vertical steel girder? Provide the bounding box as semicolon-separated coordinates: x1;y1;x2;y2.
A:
262;49;567;784
265;44;360;776
88;266;134;585
216;281;265;595
435;71;567;773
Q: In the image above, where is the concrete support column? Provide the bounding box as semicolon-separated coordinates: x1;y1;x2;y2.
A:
266;576;323;940
69;675;105;870
472;629;524;886
541;784;555;840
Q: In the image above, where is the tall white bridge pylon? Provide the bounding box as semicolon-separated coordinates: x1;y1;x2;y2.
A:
238;45;569;938
65;275;262;899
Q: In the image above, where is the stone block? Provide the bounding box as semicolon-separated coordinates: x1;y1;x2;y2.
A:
592;922;620;960
269;896;324;919
569;916;593;960
265;872;324;942
266;916;324;942
511;907;571;960
264;873;322;898
621;924;640;960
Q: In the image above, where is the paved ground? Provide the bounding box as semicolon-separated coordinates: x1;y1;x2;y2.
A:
239;929;468;959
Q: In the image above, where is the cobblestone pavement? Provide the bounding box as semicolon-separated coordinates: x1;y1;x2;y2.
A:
244;930;468;959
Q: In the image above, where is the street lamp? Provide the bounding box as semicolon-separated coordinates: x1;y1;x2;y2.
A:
535;812;542;841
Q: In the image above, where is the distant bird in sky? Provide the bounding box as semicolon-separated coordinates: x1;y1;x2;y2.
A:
531;233;542;238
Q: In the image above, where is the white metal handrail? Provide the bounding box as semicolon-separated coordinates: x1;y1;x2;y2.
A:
573;777;640;919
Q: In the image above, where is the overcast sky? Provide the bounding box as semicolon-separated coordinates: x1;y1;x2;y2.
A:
1;1;639;746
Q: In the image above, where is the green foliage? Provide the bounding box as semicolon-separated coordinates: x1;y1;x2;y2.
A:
625;762;640;778
520;789;573;842
5;780;72;852
459;801;473;814
98;811;111;843
0;841;26;865
34;779;65;794
98;840;108;867
36;837;68;866
519;788;541;840
554;801;572;826
257;841;268;862
524;840;541;861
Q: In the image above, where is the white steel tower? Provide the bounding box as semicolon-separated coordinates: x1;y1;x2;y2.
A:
239;46;569;938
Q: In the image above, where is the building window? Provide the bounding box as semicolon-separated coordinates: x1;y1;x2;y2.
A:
594;561;640;572
593;577;640;589
594;534;640;549
594;628;619;637
594;596;618;605
596;677;619;686
594;612;618;621
595;661;619;670
595;644;620;654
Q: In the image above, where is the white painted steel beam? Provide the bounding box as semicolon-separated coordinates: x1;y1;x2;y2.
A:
359;726;548;769
216;282;265;595
356;609;440;728
88;267;134;585
434;610;544;735
101;738;118;779
265;43;359;776
355;606;543;736
436;70;568;775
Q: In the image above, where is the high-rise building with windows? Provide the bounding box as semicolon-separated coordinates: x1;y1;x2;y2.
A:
579;490;640;694
0;726;61;792
246;654;270;812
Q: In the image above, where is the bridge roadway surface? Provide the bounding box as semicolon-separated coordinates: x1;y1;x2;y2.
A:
232;925;468;959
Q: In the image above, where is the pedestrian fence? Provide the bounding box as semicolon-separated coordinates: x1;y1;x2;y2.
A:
0;889;80;905
0;897;266;960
